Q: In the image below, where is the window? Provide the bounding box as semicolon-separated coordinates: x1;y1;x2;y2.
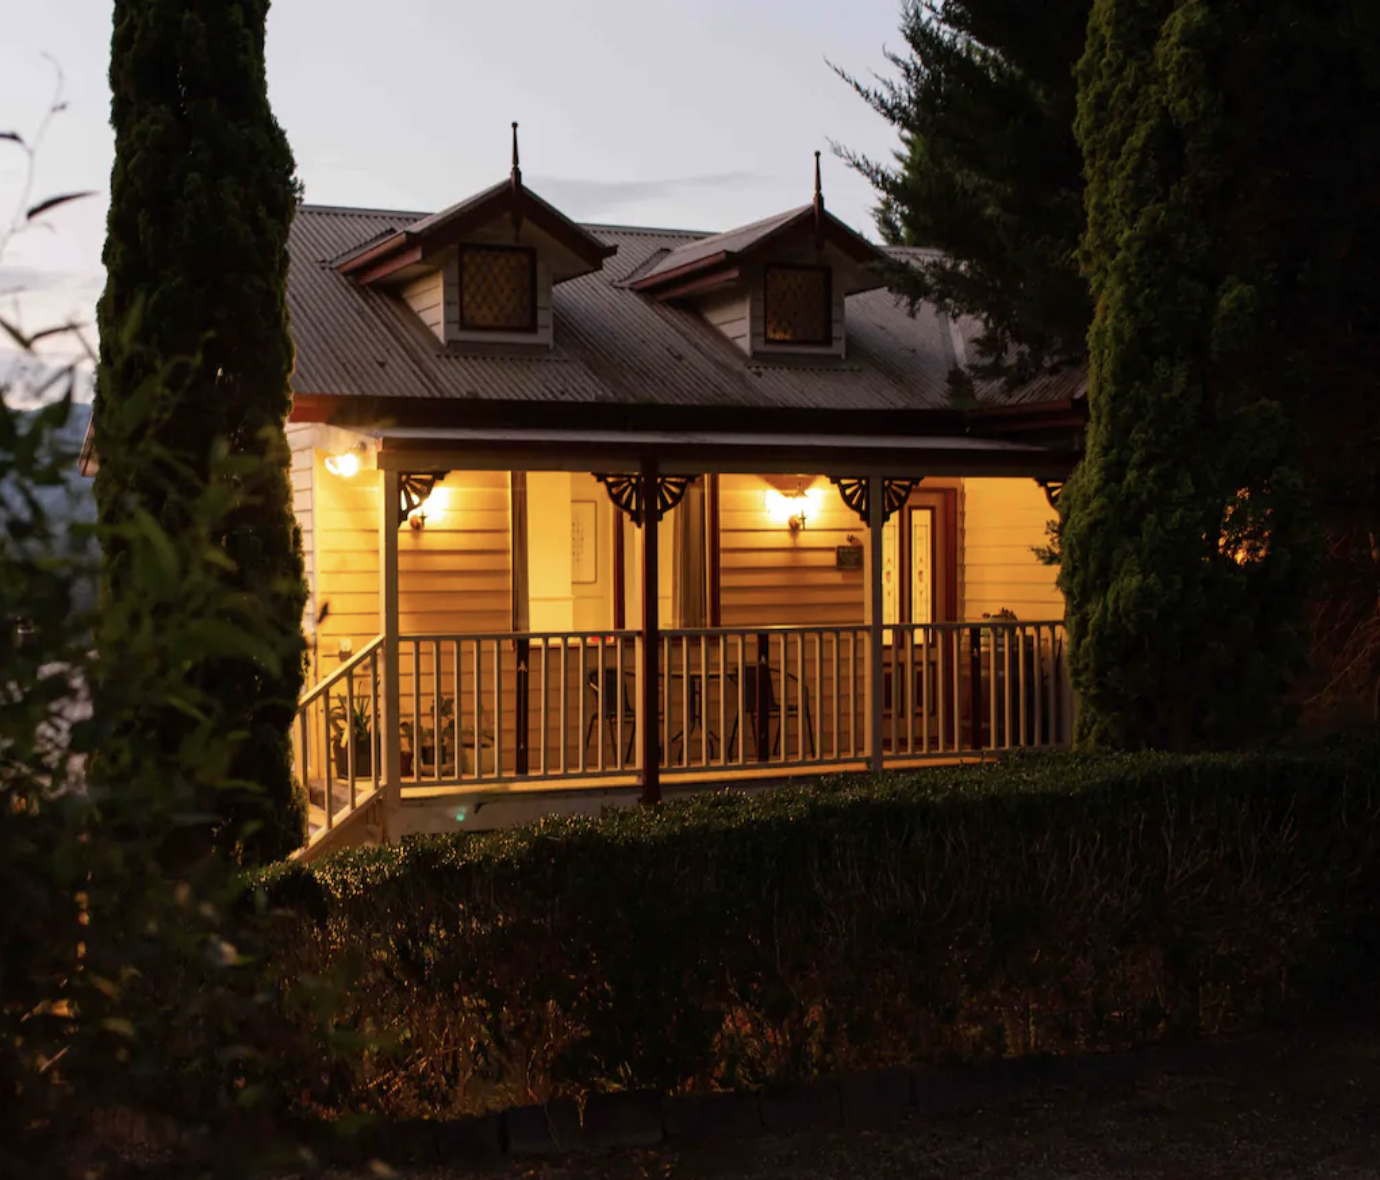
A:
459;245;536;332
763;264;831;345
884;505;939;631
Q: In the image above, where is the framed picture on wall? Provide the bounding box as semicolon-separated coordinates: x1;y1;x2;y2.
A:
572;499;597;584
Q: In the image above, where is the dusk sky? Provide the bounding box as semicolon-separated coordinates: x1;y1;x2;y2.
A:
1;0;908;375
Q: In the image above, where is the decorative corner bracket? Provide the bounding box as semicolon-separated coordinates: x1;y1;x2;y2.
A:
831;477;921;525
594;473;699;527
399;471;444;528
1036;478;1064;510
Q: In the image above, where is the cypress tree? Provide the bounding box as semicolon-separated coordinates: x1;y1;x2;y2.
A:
95;0;306;859
1059;0;1327;750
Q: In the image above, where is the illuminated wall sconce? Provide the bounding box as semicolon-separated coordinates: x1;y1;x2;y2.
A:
765;484;825;532
325;444;366;478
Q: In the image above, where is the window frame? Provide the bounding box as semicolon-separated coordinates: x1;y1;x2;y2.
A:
458;243;539;334
762;262;833;346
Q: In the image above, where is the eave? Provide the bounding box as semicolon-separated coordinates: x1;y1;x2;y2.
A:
630;209;889;297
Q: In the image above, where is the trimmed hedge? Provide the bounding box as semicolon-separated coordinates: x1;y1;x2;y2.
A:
259;746;1380;1117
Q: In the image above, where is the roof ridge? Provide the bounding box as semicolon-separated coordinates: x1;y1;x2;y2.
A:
298;202;429;219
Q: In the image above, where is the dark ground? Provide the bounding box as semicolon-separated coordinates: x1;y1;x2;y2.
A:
384;1020;1380;1180
94;1019;1380;1179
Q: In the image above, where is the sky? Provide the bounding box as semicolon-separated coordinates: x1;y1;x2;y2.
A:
0;0;909;388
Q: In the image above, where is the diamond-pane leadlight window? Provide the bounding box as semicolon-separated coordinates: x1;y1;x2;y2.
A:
763;264;831;344
459;245;536;332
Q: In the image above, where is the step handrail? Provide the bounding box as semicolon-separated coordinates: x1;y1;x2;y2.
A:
300;636;384;708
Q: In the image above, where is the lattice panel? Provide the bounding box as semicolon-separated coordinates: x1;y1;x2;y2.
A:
460;246;535;331
594;473;698;527
831;477;921;524
764;265;830;344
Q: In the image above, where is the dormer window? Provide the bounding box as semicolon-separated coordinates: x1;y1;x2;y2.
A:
459;244;537;333
763;263;831;345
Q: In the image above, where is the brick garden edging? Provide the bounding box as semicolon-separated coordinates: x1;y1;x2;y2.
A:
304;1039;1249;1169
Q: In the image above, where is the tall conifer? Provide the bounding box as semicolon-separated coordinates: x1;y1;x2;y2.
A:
95;0;306;858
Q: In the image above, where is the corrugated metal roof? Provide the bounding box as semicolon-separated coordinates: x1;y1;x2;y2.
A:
287;204;1083;413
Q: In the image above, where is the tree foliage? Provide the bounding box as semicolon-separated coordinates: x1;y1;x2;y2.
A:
95;0;306;860
835;0;1091;383
2;106;325;1167
1055;0;1380;748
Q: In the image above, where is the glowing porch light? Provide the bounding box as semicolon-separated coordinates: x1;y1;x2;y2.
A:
765;485;825;531
325;449;361;478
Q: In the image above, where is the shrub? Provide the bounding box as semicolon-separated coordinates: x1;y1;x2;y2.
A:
261;744;1380;1117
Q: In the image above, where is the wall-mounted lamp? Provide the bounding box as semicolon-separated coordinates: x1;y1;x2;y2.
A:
325;444;365;479
765;485;825;532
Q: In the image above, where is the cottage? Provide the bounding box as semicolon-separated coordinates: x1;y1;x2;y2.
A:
284;132;1084;855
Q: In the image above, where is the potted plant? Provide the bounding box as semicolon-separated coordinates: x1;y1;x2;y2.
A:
457;719;497;776
403;698;497;777
408;697;459;778
329;696;375;779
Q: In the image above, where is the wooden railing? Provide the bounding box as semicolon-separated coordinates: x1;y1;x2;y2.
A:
658;627;872;771
295;622;1071;825
294;636;384;837
657;621;1068;772
397;631;643;789
881;621;1070;758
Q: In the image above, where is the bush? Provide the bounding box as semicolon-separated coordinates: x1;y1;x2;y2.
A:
261;745;1380;1117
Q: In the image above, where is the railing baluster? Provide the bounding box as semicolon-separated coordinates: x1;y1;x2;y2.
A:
492;639;502;780
989;626;998;752
539;639;548;776
558;637;568;775
470;640;480;782
699;634;709;769
618;637;629;772
452;640;463;778
1051;625;1062;744
343;667;355;817
736;635;746;767
904;626;914;757
805;632;816;761
888;626;898;761
1003;626;1013;750
1018;626;1028;747
297;707;309;799
951;628;961;752
921;626;931;755
831;631;840;762
680;636;690;769
594;637;603;774
662;634;672;771
579;636;588;776
431;640;442;783
1033;624;1045;746
934;628;944;754
723;637;734;767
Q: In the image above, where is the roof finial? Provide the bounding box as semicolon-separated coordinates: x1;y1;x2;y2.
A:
813;150;825;249
510;121;525;240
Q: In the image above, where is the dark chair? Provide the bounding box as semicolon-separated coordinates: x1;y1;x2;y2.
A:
668;674;718;762
585;667;637;766
726;664;815;760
